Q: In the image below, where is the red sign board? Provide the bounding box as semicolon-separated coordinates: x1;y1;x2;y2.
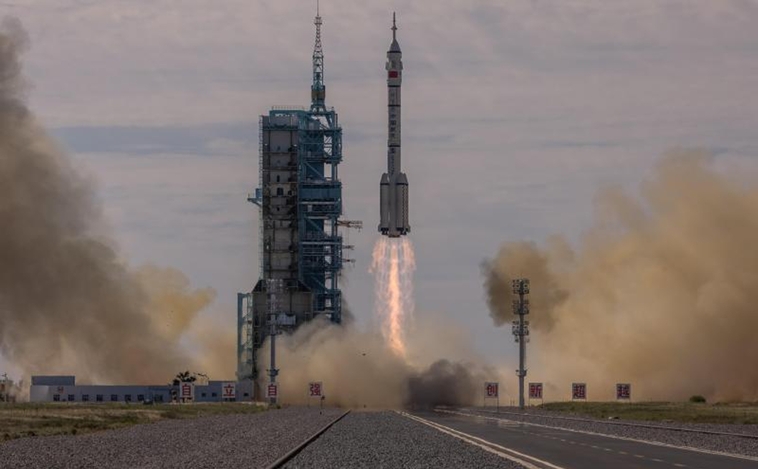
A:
485;382;499;398
616;383;631;400
572;383;587;400
267;383;278;399
222;382;236;400
180;382;194;401
309;382;323;398
529;382;543;399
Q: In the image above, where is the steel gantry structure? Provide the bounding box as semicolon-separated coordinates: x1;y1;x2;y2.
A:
237;5;360;397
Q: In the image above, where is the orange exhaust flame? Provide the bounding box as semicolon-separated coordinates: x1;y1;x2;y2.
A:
371;237;416;358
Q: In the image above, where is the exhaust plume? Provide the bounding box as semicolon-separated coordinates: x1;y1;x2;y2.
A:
371;237;416;359
0;19;229;385
483;151;758;401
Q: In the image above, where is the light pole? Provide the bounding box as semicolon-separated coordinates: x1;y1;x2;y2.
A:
267;278;283;404
511;278;530;410
1;373;9;403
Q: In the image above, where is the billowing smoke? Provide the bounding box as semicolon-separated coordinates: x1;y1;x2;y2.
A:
0;19;231;385
483;151;758;401
261;311;501;409
407;359;492;408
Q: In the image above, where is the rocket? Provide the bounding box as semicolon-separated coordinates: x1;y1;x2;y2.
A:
379;12;410;238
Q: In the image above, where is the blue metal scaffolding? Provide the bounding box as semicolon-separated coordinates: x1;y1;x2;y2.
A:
237;6;357;386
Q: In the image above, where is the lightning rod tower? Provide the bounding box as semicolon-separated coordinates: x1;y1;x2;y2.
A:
512;278;530;409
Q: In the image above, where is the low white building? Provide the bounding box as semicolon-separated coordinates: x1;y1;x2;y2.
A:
30;376;253;403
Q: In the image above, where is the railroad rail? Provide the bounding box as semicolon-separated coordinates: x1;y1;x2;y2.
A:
266;409;351;469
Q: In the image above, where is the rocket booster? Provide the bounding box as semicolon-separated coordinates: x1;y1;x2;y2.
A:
379;12;410;238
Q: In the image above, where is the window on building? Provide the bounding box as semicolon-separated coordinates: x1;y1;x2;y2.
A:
211;393;217;398
125;394;132;402
82;394;89;402
201;392;207;398
155;395;164;403
53;394;60;402
68;394;75;402
243;392;249;397
137;394;144;402
276;175;281;182
111;394;118;402
96;395;104;402
277;188;284;196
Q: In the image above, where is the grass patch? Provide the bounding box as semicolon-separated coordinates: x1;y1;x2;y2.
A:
539;401;758;424
0;402;266;442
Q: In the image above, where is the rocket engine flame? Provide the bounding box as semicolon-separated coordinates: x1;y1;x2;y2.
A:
371;237;416;358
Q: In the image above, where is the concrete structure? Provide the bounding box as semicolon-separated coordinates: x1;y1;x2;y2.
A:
237;5;358;397
29;376;250;403
378;13;410;238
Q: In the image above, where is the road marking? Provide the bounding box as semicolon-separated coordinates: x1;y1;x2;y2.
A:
673;464;687;468
651;458;664;462
438;409;758;463
634;454;645;458
399;411;567;469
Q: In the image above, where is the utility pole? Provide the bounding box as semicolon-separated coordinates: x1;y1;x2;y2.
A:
1;373;8;403
266;278;283;404
511;278;530;409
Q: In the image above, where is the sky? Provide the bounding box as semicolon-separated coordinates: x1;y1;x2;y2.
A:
3;0;758;378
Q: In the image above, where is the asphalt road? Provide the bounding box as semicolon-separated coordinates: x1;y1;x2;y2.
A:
407;410;758;469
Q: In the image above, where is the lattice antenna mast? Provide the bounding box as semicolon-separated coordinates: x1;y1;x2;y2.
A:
511;278;530;409
311;0;326;111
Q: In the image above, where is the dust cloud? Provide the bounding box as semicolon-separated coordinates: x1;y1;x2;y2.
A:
260;311;500;409
0;19;231;386
483;151;758;401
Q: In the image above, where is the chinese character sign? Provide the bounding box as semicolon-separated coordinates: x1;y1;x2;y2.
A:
485;382;499;398
529;382;543;399
616;383;631;400
180;382;194;401
309;382;323;398
267;383;278;399
222;382;236;400
572;383;587;400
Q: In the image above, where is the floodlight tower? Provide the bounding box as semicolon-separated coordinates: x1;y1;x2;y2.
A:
1;373;7;403
266;278;283;404
511;278;530;409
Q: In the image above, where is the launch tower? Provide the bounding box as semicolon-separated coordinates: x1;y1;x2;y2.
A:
237;5;358;395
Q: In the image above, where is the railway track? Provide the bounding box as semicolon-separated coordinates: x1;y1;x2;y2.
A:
266;409;352;469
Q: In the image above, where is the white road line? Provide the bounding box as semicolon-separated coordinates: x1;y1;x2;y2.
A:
439;409;758;463
398;411;567;469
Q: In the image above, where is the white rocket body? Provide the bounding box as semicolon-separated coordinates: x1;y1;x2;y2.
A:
379;14;410;238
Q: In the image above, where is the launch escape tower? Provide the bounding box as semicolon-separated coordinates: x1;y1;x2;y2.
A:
237;6;360;389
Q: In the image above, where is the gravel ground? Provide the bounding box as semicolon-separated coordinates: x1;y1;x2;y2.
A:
0;406;343;469
466;407;758;457
284;411;524;469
